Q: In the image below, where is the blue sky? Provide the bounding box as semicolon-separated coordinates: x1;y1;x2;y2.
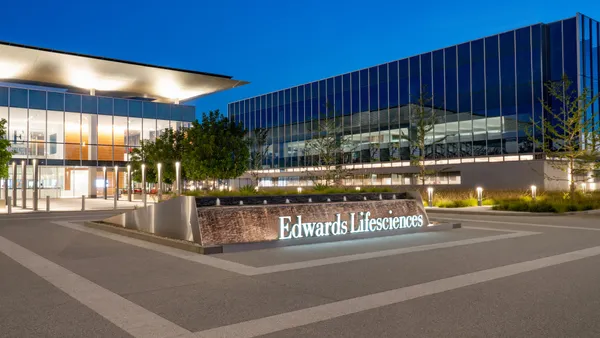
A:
1;0;599;118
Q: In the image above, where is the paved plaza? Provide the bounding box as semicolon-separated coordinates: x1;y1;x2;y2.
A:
1;210;600;337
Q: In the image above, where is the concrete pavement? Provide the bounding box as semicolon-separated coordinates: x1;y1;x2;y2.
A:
1;211;600;337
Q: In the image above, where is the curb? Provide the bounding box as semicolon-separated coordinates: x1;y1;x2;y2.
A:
84;221;223;254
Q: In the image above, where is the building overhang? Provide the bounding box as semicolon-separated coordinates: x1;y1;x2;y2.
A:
0;40;248;103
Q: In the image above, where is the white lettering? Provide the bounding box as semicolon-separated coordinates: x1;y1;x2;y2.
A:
278;212;424;239
279;216;292;239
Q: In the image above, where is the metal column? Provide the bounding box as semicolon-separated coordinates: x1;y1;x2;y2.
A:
21;161;26;209
127;165;132;202
157;163;162;202
33;160;38;211
142;164;147;207
114;166;118;209
11;162;16;207
103;166;107;199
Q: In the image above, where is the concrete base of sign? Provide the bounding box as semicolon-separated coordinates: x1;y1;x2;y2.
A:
99;194;460;253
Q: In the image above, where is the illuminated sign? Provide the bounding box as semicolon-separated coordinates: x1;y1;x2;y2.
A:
279;211;424;240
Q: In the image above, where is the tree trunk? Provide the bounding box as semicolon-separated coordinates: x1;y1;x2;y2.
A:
569;159;576;201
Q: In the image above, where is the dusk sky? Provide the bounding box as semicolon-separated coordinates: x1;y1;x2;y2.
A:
1;0;599;118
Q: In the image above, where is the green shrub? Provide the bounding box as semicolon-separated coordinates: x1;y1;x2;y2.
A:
239;185;257;195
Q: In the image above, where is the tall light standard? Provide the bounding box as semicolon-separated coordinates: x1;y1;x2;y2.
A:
21;160;26;209
175;161;181;196
157;163;162;202
127;164;132;202
32;159;38;211
427;187;434;207
141;163;147;207
102;166;107;200
113;165;118;209
11;162;16;207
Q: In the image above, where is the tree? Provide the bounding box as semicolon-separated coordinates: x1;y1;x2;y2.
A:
248;128;270;187
532;74;600;197
130;128;187;187
304;106;354;186
0;119;13;180
130;141;157;184
401;88;447;185
184;110;249;186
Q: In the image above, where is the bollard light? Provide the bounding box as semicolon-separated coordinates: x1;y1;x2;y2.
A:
102;166;107;200
476;187;483;206
157;163;162;201
254;186;259;192
427;187;434;207
127;165;132;202
141;163;147;207
297;187;303;194
581;183;587;193
531;185;537;200
175;161;181;195
355;186;361;191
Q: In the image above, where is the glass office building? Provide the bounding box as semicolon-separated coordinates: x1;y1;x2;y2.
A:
0;39;247;198
0;86;193;197
229;13;600;189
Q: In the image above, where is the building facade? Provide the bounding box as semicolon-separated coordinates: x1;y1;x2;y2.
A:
0;40;246;198
229;13;600;190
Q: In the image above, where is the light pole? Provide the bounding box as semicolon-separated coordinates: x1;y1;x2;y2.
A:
175;161;181;196
127;165;132;202
476;187;483;207
157;163;162;202
102;166;107;200
21;160;26;209
141;164;147;207
11;162;16;207
113;165;118;209
33;159;38;211
427;187;434;207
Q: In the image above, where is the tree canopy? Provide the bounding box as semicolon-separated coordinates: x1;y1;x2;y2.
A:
0;119;13;179
130;110;249;187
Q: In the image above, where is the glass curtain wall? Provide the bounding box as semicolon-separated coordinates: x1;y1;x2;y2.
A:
0;86;195;196
579;14;600;139
229;16;582;170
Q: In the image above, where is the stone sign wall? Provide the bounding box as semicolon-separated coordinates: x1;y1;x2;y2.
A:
197;199;429;246
102;193;432;249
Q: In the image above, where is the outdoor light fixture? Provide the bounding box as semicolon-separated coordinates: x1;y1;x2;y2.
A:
476;187;483;206
175;161;181;195
254;186;259;192
297;187;303;194
157;163;163;201
355;187;361;191
531;185;537;200
581;183;587;193
427;187;434;207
